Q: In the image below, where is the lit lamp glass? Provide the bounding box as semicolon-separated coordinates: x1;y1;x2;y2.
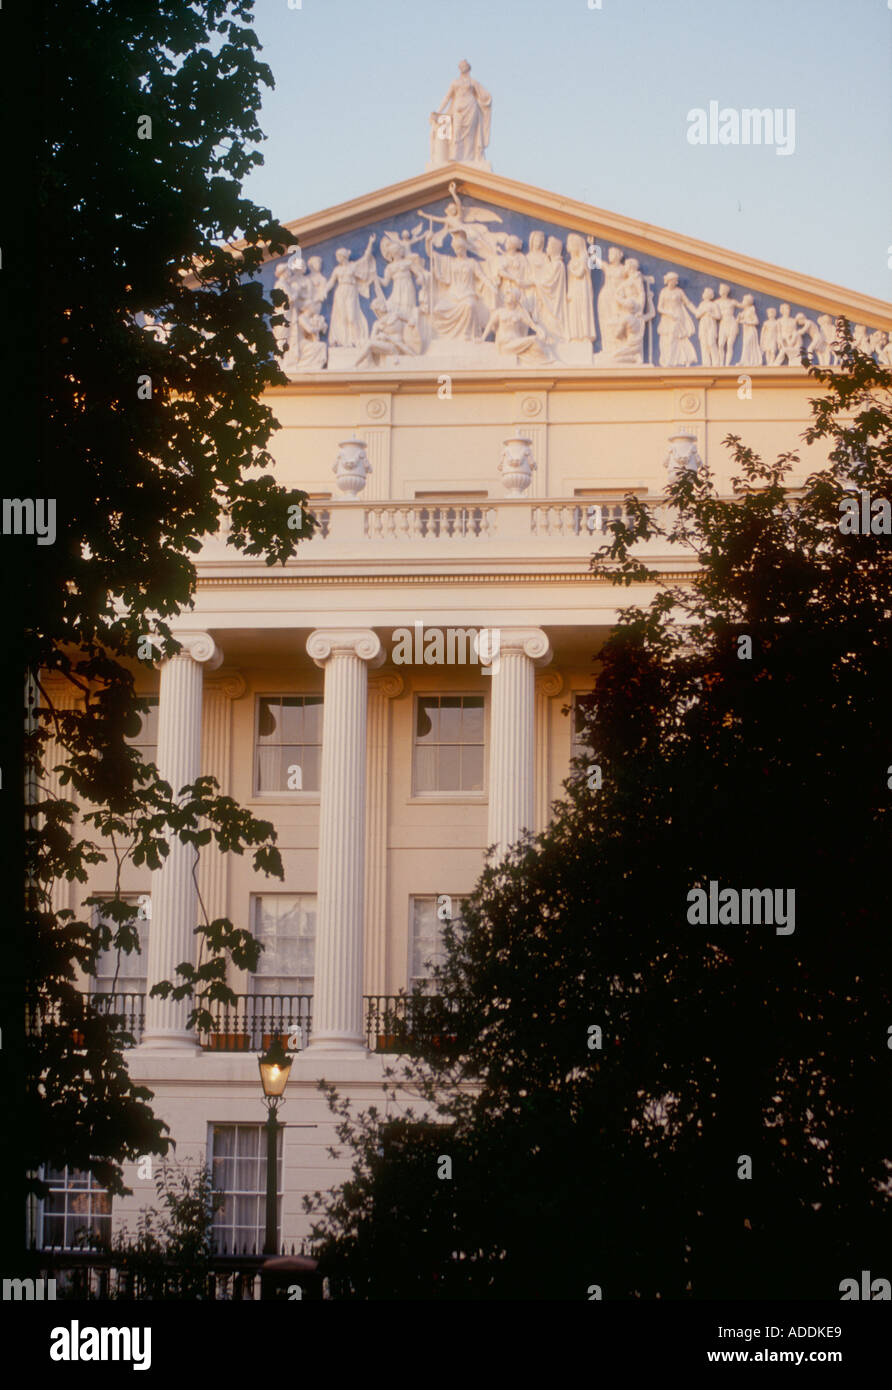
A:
258;1038;292;1099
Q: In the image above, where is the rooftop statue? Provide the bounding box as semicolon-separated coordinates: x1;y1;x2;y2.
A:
428;60;492;170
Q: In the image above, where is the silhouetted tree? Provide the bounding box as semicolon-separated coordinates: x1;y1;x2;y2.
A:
308;330;892;1300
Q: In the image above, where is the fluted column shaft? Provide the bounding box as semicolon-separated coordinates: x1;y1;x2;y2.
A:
484;629;553;859
306;629;383;1052
142;634;221;1049
364;674;403;997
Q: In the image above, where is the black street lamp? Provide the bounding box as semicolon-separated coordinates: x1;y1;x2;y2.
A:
258;1038;292;1258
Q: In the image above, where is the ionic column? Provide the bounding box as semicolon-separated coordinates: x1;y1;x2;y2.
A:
141;633;222;1050
535;670;564;834
364;673;403;998
197;672;246;929
40;677;82;917
306;629;383;1052
483;628;553;859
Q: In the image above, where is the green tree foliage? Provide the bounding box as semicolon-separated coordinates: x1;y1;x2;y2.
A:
307;331;892;1299
110;1161;223;1300
21;1;311;1202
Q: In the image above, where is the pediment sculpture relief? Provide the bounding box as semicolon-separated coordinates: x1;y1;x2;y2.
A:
271;205;889;376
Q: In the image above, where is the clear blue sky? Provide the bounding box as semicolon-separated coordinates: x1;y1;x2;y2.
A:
242;0;892;303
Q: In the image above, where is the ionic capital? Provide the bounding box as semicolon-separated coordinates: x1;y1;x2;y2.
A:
485;627;552;666
368;672;405;699
172;632;224;670
306;629;384;669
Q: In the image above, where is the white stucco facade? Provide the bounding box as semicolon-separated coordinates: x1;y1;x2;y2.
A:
43;159;892;1253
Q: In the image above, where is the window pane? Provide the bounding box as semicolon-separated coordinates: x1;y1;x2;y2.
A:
257;698;278;741
416;697;438;742
461;697;484;742
302;697;323;743
438;743;460;791
300;745;320;790
462;743;484;792
438;695;463;743
279;698;306;743
256;746;280;792
414;745;437;793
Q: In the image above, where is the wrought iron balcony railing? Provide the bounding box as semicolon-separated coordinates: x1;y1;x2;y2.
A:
30;992;457;1055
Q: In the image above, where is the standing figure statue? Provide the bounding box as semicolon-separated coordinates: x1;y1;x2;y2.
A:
774;303;806;365
324;236;380;347
715;283;744;366
760;307;781;364
379;226;427;317
526;231;568;337
737;295;762;367
597;247;626;357
429;60;492;167
816;314;839;366
657;272;698;367
695;288;722;367
565;234;595;343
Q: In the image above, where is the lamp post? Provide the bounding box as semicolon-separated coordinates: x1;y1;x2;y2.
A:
258;1038;292;1258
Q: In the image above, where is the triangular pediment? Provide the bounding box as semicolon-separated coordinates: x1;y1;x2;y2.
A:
262;164;892;376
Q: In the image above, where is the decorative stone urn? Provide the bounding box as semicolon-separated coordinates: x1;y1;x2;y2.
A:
663;430;703;481
333;436;372;495
498;435;536;494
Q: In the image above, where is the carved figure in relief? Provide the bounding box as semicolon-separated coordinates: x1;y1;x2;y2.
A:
272;260;298;355
774;303;806;365
379;232;426;317
565;233;595;342
760;307;780;364
482;285;553;362
716;283;744;365
597;246;626;357
324;236;380;346
303;256;329;313
380;224;425;260
355;297;419;366
795;313;827;363
431;60;492;164
657;272;698;367
868;328;887;360
494;235;529;302
737;296;761;367
816;314;839;366
546;237;569;330
416;182;504;259
295;306;328;370
427;229;495;341
695;287;722;366
525;230;568;337
852;324;872;354
612;265;655;365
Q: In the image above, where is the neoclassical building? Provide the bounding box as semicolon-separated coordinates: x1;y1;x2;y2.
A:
38;76;892;1259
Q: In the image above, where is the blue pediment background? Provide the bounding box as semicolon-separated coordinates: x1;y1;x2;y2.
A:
258;195;885;366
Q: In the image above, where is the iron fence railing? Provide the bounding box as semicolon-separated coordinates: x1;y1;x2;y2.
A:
25;1242;323;1300
199;993;313;1052
28;992;455;1054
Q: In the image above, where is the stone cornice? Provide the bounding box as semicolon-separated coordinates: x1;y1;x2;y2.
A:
196;569;697;587
263;367;848;395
